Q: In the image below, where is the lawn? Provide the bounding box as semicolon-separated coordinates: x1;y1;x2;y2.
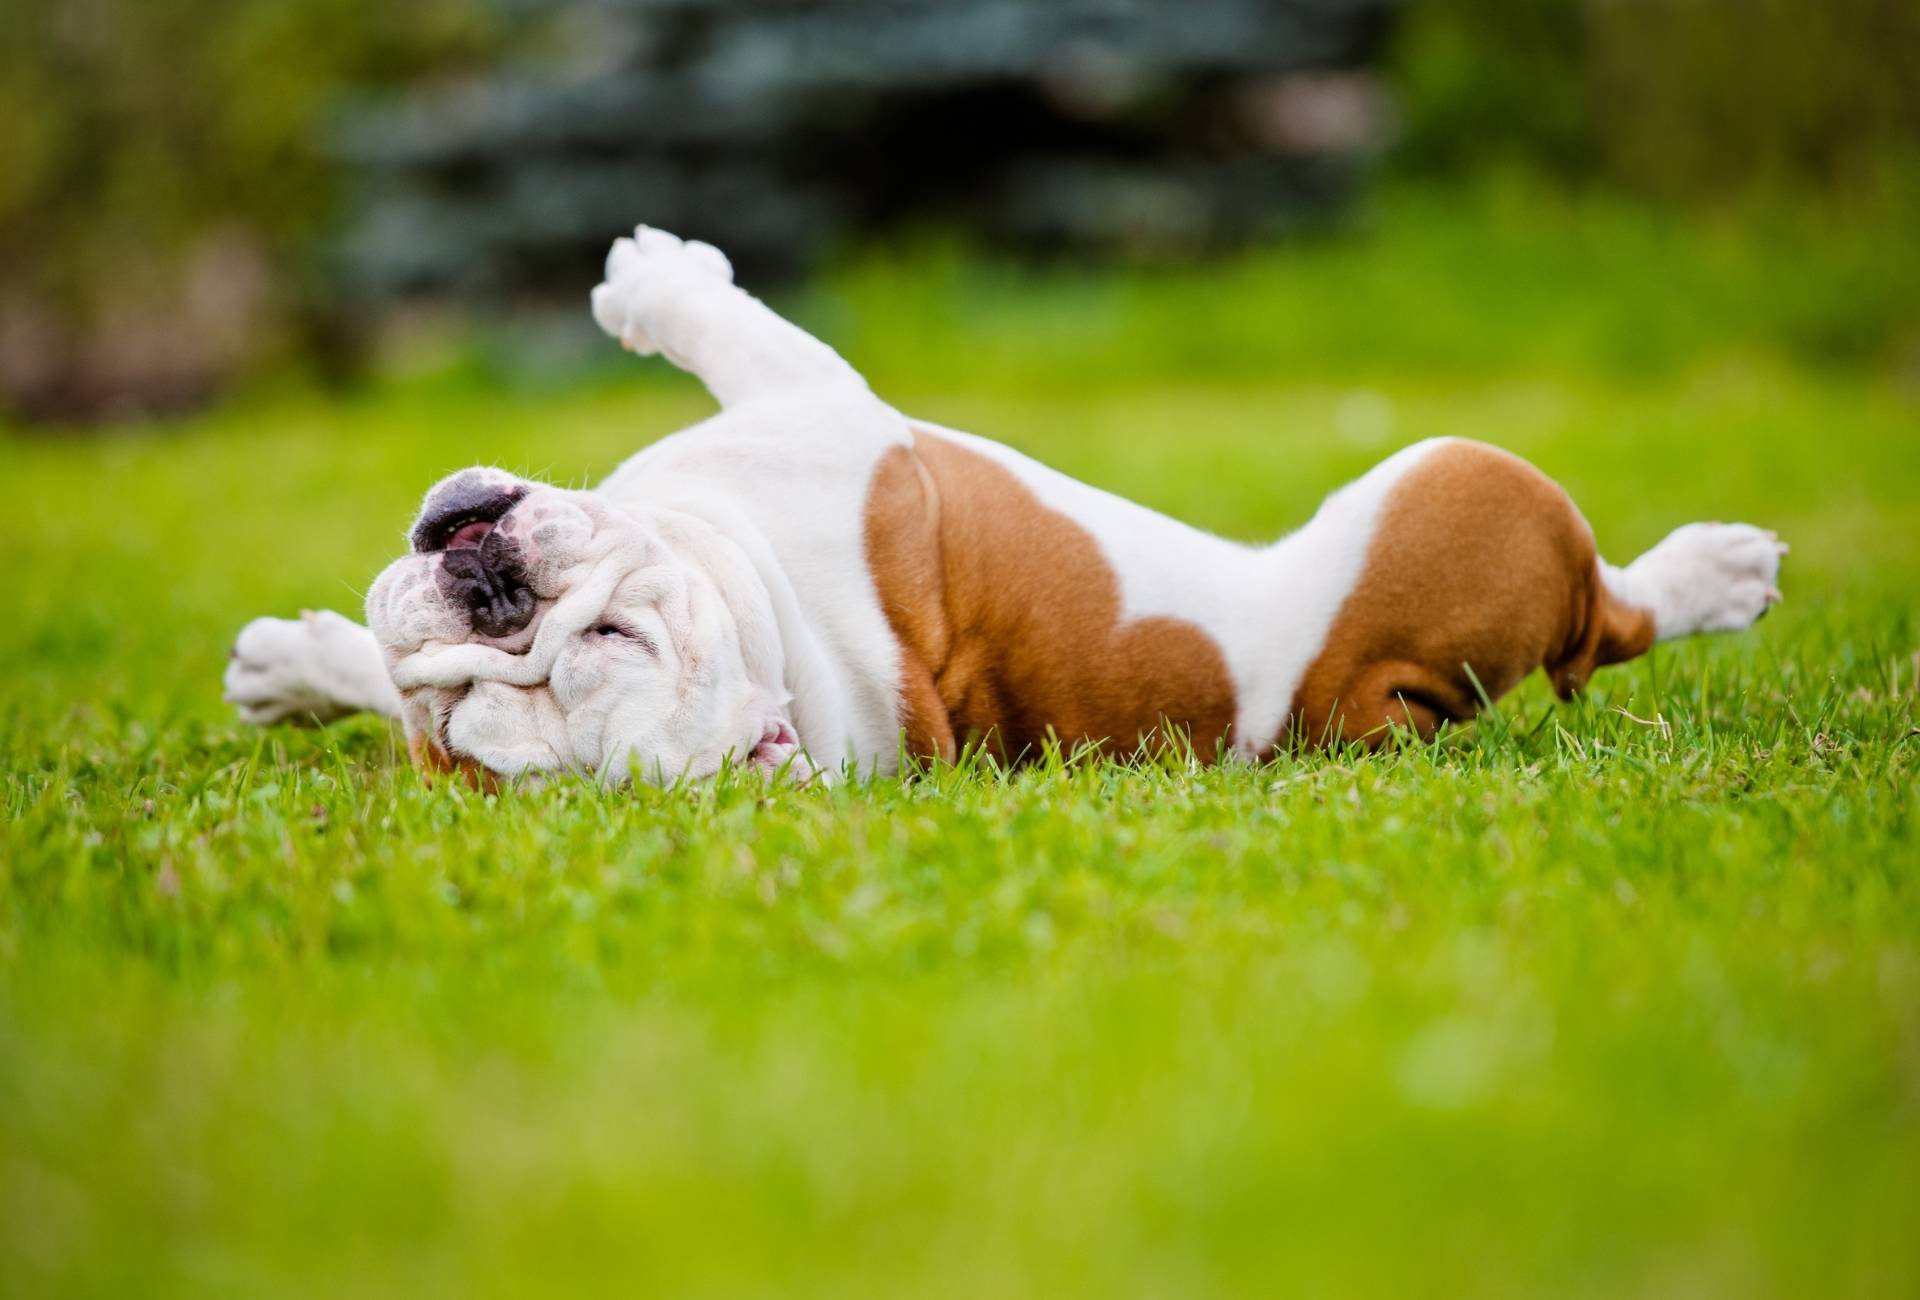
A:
4;190;1918;1298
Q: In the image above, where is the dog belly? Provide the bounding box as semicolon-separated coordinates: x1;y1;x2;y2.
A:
865;431;1657;761
864;426;1248;761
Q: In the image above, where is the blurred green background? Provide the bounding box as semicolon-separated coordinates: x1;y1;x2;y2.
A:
3;0;1916;421
4;3;1919;1298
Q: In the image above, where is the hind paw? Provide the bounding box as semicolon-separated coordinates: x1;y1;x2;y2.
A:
1616;522;1787;640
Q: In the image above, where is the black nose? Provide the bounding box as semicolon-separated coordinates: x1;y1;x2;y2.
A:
438;539;536;638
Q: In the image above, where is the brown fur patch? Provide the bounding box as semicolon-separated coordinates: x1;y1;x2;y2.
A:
1290;440;1655;748
408;729;501;793
864;429;1237;763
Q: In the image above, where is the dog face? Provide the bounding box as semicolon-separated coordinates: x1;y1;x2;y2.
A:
366;468;806;785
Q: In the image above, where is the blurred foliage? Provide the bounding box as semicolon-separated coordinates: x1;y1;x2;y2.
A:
0;0;490;271
817;183;1920;392
1;0;1916;422
0;0;494;420
1391;0;1920;198
327;0;1392;299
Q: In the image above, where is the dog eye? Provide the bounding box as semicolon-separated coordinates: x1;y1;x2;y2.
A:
586;622;660;655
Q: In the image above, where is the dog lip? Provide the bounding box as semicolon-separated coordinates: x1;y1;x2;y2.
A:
434;684;471;751
412;486;528;554
748;720;801;771
445;520;496;549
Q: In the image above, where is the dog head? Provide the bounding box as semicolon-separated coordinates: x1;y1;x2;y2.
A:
366;468;808;785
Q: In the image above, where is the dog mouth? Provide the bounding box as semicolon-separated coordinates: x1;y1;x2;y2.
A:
412;486;528;554
747;720;812;780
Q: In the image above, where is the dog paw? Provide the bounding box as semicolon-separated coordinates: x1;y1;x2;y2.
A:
1622;522;1787;639
590;226;734;354
225;610;388;726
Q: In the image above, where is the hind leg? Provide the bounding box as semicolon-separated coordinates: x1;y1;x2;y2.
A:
1288;439;1783;749
1601;523;1786;640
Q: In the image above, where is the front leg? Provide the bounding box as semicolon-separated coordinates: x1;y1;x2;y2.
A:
225;609;402;725
589;226;866;408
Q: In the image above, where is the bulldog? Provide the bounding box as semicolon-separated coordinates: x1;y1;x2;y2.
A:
226;226;1786;784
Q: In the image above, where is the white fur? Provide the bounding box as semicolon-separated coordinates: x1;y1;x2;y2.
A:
1601;523;1786;640
591;227;864;407
913;427;1451;757
225;609;400;725
228;226;1781;782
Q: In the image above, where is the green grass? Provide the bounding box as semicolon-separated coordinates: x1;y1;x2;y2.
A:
4;191;1919;1297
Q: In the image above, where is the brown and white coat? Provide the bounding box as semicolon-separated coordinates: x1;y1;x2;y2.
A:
226;228;1784;782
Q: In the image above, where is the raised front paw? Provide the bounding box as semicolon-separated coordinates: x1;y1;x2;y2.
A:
589;226;735;355
225;610;384;726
